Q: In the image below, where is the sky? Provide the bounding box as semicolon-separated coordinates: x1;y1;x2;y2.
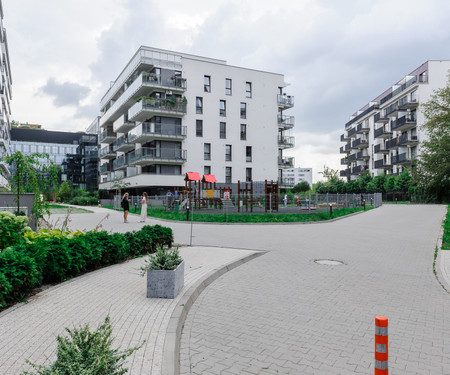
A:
3;0;450;182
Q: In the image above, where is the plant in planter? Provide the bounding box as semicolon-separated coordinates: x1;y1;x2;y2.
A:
140;246;184;299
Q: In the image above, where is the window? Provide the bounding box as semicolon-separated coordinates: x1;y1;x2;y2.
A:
220;100;226;117
246;82;252;98
220;122;226;139
196;120;203;137
204;166;211;175
246;168;252;182
240;102;246;119
225;144;232;161
246;146;252;162
240;124;247;140
225;78;232;95
225;167;232;184
196;97;203;114
204;75;211;92
204;143;211;160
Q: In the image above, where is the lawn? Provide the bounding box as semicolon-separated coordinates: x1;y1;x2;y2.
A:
47;204;93;214
102;205;371;223
442;205;450;250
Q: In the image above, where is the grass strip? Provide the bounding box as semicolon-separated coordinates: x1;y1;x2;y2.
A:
442;205;450;250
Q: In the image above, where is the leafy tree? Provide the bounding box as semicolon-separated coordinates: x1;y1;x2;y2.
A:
384;175;396;192
395;170;412;192
319;165;340;183
0;152;59;221
110;174;131;196
58;181;72;202
415;81;450;202
292;181;310;193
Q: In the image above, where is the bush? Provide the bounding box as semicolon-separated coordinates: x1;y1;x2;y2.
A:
22;316;143;375
140;246;182;274
0;211;30;250
0;249;40;308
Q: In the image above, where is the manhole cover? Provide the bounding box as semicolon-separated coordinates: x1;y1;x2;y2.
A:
314;259;344;265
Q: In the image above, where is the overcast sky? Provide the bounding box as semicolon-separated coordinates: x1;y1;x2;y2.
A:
4;0;450;182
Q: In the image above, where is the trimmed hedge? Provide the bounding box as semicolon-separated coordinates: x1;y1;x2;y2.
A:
0;225;173;309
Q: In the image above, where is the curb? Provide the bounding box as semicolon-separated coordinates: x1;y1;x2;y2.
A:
161;250;266;375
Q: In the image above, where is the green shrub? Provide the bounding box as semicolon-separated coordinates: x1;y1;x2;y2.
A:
0;249;39;308
0;211;30;250
22;316;143;375
140;246;182;274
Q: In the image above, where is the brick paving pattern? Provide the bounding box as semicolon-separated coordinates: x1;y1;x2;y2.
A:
180;205;450;374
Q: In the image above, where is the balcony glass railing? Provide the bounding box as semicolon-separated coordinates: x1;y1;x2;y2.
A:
100;129;115;143
277;115;295;127
112;136;133;151
129;97;187;120
398;133;418;146
374;127;392;138
348;127;357;137
113;155;127;169
128;122;186;142
277;94;294;107
391;113;416;131
278;136;295;147
278;157;295;168
128;147;187;164
278;177;295;187
384;102;399;117
100;147;115;158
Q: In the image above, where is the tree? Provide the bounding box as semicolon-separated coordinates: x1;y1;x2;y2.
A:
415;81;450;202
292;181;310;193
395;170;412;192
0;151;59;221
59;181;72;202
110;174;131;196
319;165;340;183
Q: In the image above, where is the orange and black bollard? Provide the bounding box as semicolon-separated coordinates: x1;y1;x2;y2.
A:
375;316;388;374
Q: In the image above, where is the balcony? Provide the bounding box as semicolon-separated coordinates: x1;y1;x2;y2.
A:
277;94;294;109
351;138;368;149
278;115;295;129
100;146;116;160
347;127;357;137
340;168;351;178
374;159;392;169
128;147;187;166
386;137;402;150
128;97;187;122
398;96;418;110
128;122;187;144
340;157;349;165
391;114;416;132
113;155;127;170
374;144;389;154
374;112;389;124
340;144;351;154
278;177;295;188
392;152;412;165
356;122;370;134
356;151;370;161
113;135;134;153
398;133;419;147
100;163;113;174
374;127;392;139
278;135;295;149
113;114;135;133
340;133;350;142
278;157;295;168
348;153;357;162
384;102;399;117
100;129;116;144
352;165;369;174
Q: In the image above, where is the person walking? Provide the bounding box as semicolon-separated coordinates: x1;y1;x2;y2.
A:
139;192;148;222
121;192;130;223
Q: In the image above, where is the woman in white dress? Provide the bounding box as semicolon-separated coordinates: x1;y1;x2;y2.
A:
139;192;148;222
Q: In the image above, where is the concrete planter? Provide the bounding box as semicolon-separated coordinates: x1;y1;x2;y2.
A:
146;261;184;299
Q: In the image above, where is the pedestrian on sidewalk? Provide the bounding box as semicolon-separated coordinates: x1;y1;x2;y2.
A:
139;192;148;222
121;192;130;223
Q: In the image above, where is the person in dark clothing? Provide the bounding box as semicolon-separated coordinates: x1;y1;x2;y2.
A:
121;192;130;222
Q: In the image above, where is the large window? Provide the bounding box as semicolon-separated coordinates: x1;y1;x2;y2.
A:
246;168;252;182
204;165;211;175
196;120;203;137
240;102;247;119
246;146;252;162
204;75;211;92
225;144;232;161
220;122;226;139
240;124;247;140
196;97;203;114
225;167;232;184
220;100;226;117
204;143;211;160
225;78;232;95
246;82;252;98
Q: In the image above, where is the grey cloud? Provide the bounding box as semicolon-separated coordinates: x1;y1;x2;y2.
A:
38;78;91;107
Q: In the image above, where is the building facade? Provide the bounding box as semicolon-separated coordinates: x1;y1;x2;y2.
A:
98;46;295;194
0;0;12;188
340;60;450;180
283;167;313;188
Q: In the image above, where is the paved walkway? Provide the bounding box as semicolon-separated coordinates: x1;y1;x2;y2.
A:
0;205;448;374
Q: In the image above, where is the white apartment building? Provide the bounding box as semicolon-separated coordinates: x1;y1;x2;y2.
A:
340;60;450;180
0;0;12;188
284;167;313;188
98;46;295;194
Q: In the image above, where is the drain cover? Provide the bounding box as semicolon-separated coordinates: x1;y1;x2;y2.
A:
315;259;344;265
